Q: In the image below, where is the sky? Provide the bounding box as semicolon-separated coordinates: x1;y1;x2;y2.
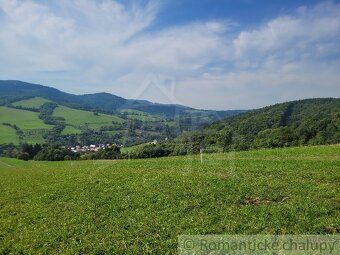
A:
0;0;340;110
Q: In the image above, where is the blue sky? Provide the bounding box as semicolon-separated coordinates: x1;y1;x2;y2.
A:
153;0;323;27
0;0;340;109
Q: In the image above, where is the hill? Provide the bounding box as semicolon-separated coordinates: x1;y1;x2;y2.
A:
0;80;245;146
0;80;243;119
0;106;53;144
0;145;339;253
128;98;340;158
189;98;340;150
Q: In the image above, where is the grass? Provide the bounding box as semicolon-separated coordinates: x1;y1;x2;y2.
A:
0;124;19;144
0;106;53;130
62;125;82;135
53;105;124;130
0;106;53;144
13;97;51;109
22;129;50;144
121;143;151;153
0;145;339;254
120;109;161;122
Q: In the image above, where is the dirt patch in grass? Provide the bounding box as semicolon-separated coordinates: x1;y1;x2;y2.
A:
244;196;289;205
244;196;275;205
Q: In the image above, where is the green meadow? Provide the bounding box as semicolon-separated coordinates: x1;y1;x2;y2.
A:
119;109;161;122
120;142;151;153
61;125;83;135
0;106;52;130
53;105;124;130
0;124;19;144
13;97;51;109
0;106;54;144
0;145;339;254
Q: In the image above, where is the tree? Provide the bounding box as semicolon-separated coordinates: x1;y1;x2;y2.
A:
17;152;30;161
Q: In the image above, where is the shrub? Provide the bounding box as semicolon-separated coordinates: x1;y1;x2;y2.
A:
17;152;30;161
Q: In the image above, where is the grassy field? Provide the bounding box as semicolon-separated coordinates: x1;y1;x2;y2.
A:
13;97;51;109
53;105;125;130
121;142;151;153
61;125;83;135
0;145;339;254
0;106;53;130
22;129;51;144
0;106;53;144
0;124;19;144
120;109;161;122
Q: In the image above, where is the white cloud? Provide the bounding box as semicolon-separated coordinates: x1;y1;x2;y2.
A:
181;2;340;109
0;0;339;109
0;0;227;95
233;2;340;60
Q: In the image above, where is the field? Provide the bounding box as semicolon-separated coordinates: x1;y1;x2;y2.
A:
119;109;161;122
0;106;53;130
61;125;83;135
13;97;51;109
0;145;339;254
53;105;124;130
0;124;19;144
0;106;54;144
121;143;151;153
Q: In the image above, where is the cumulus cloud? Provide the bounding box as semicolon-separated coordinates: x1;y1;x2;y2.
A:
0;0;339;109
0;0;229;99
233;3;340;60
179;2;340;109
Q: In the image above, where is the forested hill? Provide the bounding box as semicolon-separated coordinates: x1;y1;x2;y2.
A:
0;80;181;117
174;98;340;152
0;80;243;119
130;98;340;158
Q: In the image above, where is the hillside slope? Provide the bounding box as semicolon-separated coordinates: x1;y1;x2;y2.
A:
174;98;340;152
0;145;339;254
129;98;340;158
0;106;53;144
0;80;244;119
0;81;245;146
0;80;129;113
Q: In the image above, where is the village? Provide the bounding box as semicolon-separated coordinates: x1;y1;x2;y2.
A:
63;140;159;153
61;144;119;153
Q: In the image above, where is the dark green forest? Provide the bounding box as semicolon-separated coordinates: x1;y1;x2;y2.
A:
128;98;340;158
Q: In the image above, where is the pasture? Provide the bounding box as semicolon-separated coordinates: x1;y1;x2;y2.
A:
61;125;83;135
0;106;53;130
119;109;161;122
13;97;51;109
0;145;339;254
0;106;53;144
0;124;19;144
53;105;124;130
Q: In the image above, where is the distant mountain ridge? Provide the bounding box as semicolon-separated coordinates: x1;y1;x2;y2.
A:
0;80;246;146
0;80;243;118
0;80;177;116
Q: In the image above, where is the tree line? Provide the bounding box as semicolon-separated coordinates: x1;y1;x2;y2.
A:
1;98;339;161
0;143;123;161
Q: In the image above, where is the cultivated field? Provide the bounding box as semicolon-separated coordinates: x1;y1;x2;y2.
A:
0;145;339;254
